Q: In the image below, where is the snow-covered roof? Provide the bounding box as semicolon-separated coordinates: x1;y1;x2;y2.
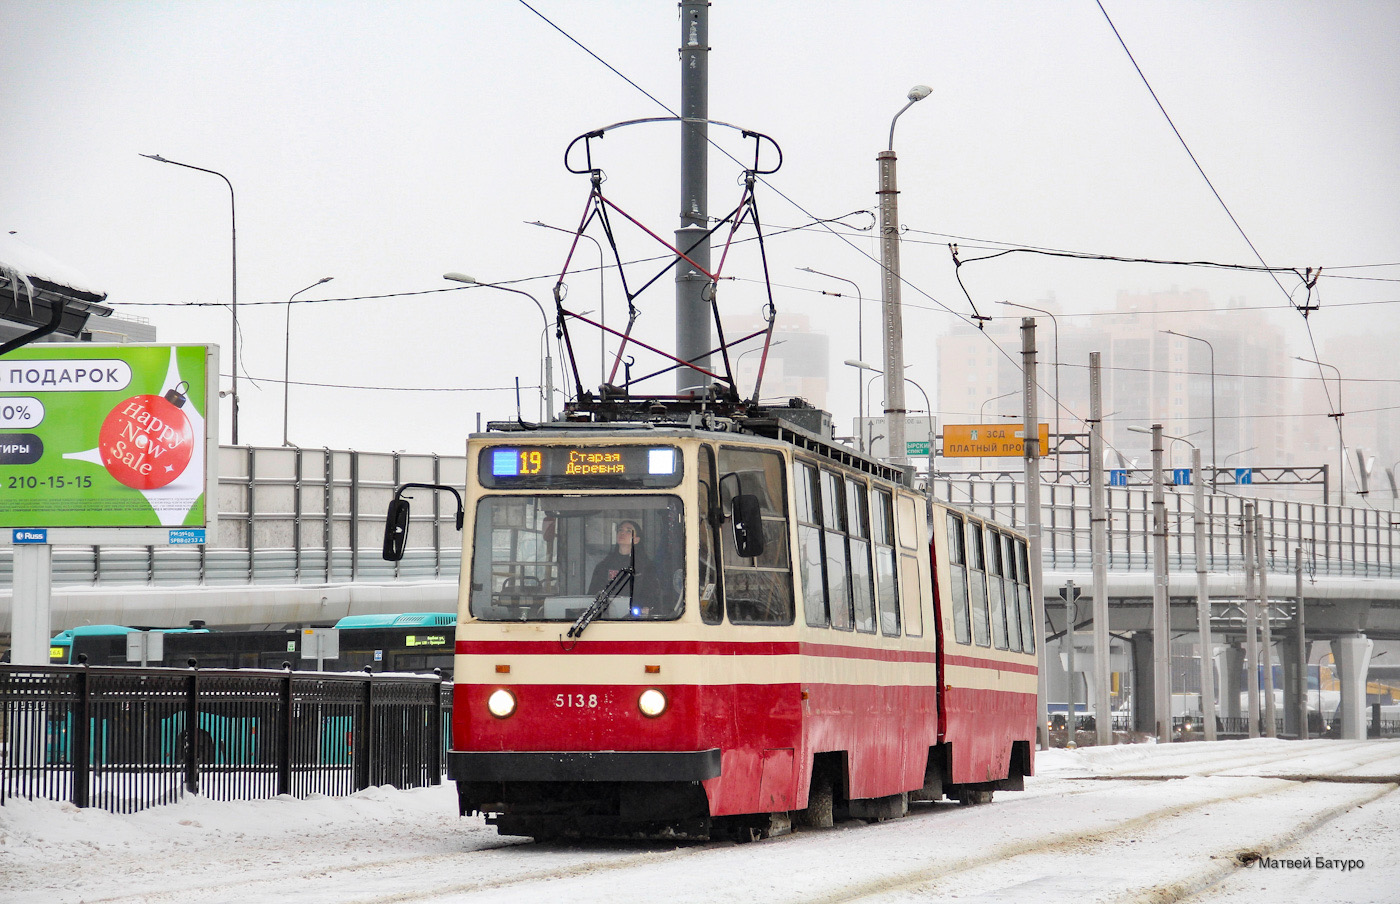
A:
0;232;107;301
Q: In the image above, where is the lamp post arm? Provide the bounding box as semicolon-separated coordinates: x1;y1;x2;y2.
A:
142;153;238;442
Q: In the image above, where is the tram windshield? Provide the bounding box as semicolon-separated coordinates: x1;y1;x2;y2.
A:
469;495;685;622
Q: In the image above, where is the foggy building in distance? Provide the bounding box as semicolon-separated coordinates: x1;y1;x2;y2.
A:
936;288;1295;476
728;311;829;410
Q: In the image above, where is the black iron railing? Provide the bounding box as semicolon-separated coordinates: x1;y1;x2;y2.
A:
0;664;450;814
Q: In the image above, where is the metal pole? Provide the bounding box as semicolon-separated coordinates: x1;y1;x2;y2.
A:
529;221;605;386
444;275;554;420
1150;424;1172;742
676;1;711;392
877;86;929;467
877;147;907;467
1166;330;1216;490
1089;352;1112;746
1003;302;1059;481
1257;510;1278;737
1243;502;1261;738
1193;447;1217;741
1295;546;1308;740
1022;318;1049;749
141;154;238;443
1066;584;1077;749
284;277;333;447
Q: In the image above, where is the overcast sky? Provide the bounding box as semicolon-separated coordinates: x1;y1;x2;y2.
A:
3;1;1397;453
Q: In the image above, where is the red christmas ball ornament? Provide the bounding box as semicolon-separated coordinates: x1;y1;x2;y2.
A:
99;387;195;490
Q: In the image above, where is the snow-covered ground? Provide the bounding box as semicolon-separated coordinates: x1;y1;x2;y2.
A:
2;739;1397;904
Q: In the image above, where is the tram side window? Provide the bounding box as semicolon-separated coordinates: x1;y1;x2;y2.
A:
896;495;923;637
967;521;991;646
946;512;971;645
986;530;1009;650
718;446;794;625
1002;532;1023;652
795;461;828;628
697;445;724;625
873;490;900;637
822;470;853;631
1017;538;1036;652
846;479;875;634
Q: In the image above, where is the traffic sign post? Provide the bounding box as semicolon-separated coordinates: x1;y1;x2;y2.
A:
300;628;340;672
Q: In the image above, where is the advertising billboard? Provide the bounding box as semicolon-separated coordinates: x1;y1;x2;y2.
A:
0;344;216;538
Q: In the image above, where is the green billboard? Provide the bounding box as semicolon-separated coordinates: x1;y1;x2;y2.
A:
0;345;214;531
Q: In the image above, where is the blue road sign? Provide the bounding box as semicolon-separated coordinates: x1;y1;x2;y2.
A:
1109;469;1128;487
1173;468;1192;486
1236;468;1253;485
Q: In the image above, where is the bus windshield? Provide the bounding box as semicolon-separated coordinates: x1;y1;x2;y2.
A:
469;494;685;622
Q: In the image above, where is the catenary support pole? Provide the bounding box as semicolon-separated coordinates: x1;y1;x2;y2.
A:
1022;319;1048;749
1089;352;1112;746
1257;509;1278;737
1295;547;1308;740
1150;424;1172;742
1243;502;1261;738
1193;447;1217;742
675;2;711;392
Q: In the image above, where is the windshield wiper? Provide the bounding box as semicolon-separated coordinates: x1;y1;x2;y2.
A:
567;566;633;639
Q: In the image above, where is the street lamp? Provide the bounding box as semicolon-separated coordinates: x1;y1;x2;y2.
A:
444;273;555;420
1000;301;1059;481
802;267;865;446
1164;329;1216;490
843;358;880;452
878;84;932;468
283;277;333;447
527;220;606;385
141;153;239;442
1296;356;1345;505
864;371;885;454
905;376;935;483
848;361;933;475
979;389;1019;425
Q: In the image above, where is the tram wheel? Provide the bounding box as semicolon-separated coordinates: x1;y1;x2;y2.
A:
957;788;994;806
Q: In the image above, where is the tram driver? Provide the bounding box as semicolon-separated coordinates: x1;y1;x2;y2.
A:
588;519;673;616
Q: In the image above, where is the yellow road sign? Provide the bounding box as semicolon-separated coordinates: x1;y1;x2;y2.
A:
942;423;1050;458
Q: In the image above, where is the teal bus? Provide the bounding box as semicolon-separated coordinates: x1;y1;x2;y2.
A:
48;613;456;677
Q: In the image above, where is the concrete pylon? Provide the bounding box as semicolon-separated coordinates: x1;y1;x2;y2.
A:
1330;634;1373;740
1220;643;1245;720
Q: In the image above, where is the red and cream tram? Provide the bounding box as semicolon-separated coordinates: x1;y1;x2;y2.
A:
387;411;1037;840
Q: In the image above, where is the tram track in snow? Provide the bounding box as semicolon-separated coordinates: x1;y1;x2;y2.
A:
23;741;1400;904
778;767;1400;904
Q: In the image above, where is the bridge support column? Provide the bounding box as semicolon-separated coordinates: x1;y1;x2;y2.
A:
1220;643;1244;721
1330;634;1373;741
1282;633;1305;737
1131;632;1155;734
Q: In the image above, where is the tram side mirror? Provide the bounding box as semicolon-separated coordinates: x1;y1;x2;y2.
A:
731;493;765;558
383;497;411;562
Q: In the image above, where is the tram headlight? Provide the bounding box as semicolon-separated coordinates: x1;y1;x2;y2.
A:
487;688;517;719
638;688;668;718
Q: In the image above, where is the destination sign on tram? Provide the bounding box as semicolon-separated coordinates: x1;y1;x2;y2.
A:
479;444;683;488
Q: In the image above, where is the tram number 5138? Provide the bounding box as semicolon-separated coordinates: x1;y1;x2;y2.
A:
556;693;599;709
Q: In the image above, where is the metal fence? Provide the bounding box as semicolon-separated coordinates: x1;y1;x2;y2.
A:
0;445;465;589
934;476;1399;579
0;664;450;814
0;446;1391;591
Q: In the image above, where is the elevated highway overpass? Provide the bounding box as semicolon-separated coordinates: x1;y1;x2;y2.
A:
3;444;1397;736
